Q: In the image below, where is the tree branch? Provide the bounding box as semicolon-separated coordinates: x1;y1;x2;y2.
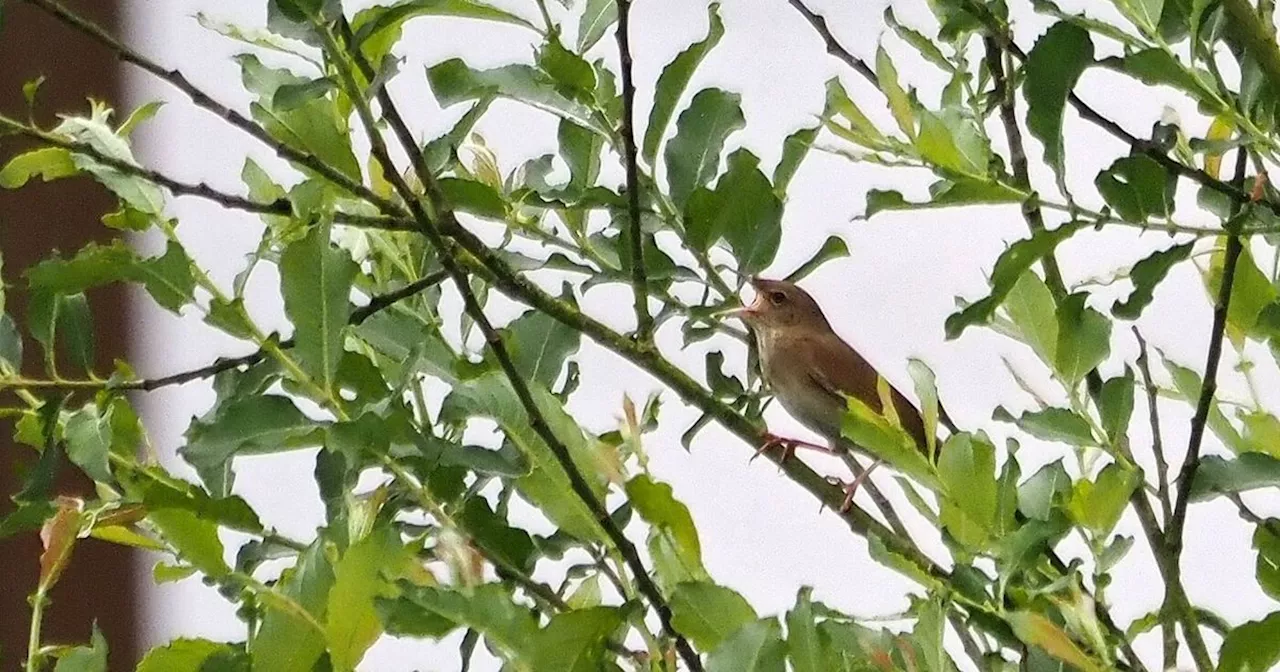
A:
322;19;705;670
614;0;652;341
783;0;876;82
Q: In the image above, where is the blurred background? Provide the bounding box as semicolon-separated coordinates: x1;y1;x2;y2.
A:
3;0;1280;669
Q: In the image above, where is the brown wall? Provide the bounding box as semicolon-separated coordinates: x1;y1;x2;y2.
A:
0;1;138;668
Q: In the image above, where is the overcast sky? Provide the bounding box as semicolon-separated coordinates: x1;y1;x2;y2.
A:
121;0;1280;669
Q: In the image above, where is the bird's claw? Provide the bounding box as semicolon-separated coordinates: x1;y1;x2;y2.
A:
750;433;831;465
819;461;882;514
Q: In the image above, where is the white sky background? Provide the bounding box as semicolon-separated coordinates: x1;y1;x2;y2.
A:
117;0;1280;669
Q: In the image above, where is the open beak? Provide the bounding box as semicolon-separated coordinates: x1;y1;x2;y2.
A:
720;277;764;321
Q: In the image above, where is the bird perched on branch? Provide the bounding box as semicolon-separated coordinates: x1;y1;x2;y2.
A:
730;277;942;511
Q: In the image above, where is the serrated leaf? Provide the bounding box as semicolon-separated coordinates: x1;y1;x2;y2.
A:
876;46;915;139
426;59;603;134
643;3;724;167
1112;243;1192;319
149;508;230;578
626;474;702;573
280;222;357;394
576;0;617;52
664;88;745;208
995;406;1097;446
1024;22;1093;190
0;147;78;188
670;582;757;651
862;179;1024;219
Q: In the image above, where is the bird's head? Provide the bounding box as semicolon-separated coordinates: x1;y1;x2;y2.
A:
731;277;831;333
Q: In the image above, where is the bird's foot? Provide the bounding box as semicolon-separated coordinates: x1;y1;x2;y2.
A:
821;460;883;513
750;433;833;464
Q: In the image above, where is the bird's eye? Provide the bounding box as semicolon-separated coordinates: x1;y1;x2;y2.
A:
768;291;786;305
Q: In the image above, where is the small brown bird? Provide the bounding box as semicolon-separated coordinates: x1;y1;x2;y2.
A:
731;277;932;511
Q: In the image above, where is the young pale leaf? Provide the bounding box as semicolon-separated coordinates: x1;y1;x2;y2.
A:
1005;269;1059;364
576;0;617;52
148;508;230;578
1189;453;1280;501
1024;22;1093;191
529;607;626;672
706;618;786;672
0;147;77;188
626;475;702;573
664;88;746;208
907;358;940;459
875;46;915;139
280;222;357;394
1067;463;1139;536
1054;292;1111;386
945;224;1081;339
861;179;1023;219
915;108;989;176
670;582;758;651
252;542;334;672
136;639;244;672
1018;460;1072;521
1007;611;1103;672
1207;242;1277;346
1112;243;1192;319
643;3;724;166
937;433;999;550
326;526;410;672
843;396;941;490
1095;155;1176;222
822;78;888;151
994;406;1097;446
1218;612;1280;672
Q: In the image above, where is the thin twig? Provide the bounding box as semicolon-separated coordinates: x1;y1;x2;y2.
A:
783;0;876;82
1133;328;1173;524
614;0;652;341
325;19;704;670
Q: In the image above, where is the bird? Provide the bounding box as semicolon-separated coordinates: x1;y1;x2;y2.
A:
730;276;939;512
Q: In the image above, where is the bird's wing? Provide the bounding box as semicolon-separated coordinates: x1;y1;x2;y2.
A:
800;331;931;452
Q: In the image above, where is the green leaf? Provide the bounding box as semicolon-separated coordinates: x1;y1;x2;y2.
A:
58;293;93;372
626;474;702;572
1024;22;1093;190
1019;460;1072;521
783;236;849;284
1054;292;1111;386
1208;243;1277;346
459;496;535;572
101;205;154;232
65;403;125;483
181;395;324;496
558;119;602;192
994;406;1097;446
1005;269;1059;365
669;582;757;651
1067;463;1140;536
1189;453;1280;501
843;395;941;490
1008;611;1102;672
916;108;989;175
945;224;1081;339
773;125;818;194
272;78;336;111
1099;369;1135;444
440;176;508;219
326;527;408;672
822;78;888;151
937;433;999;550
351;0;536;66
1218;612;1280;672
1112;243;1192;319
529;607;626;672
280;222;357;394
426;59;602;133
1254;523;1280;601
423;97;494;175
538;39;596;101
876;46;915;139
137;638;244;672
706;618;786;672
237;55;361;182
664;88;745;208
684;149;782;273
504;307;580;387
26;240;196;315
642;3;724;167
384;584;538;658
861;179;1023;219
52;623;108;672
906;358;941;460
1099;49;1221;107
884;8;952;72
128;464;263;532
0;313;23;371
785;587;828;672
149;508;230;578
252;542;334;672
443;371;606;541
576;0;617;52
1163;353;1249;454
1116;0;1165;30
0;147;77;188
1095;155;1176;222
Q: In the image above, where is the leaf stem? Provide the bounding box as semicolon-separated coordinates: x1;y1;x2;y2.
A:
25;588;46;672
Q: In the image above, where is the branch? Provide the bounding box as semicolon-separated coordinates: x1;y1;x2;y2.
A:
783;0;876;82
613;0;652;341
0;271;447;394
1133;328;1173;524
322;20;705;670
19;0;407;221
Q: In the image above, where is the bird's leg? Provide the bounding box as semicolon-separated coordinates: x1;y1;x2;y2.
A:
751;432;835;464
822;459;883;513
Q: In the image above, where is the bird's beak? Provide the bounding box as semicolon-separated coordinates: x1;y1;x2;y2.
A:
721;277;765;321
